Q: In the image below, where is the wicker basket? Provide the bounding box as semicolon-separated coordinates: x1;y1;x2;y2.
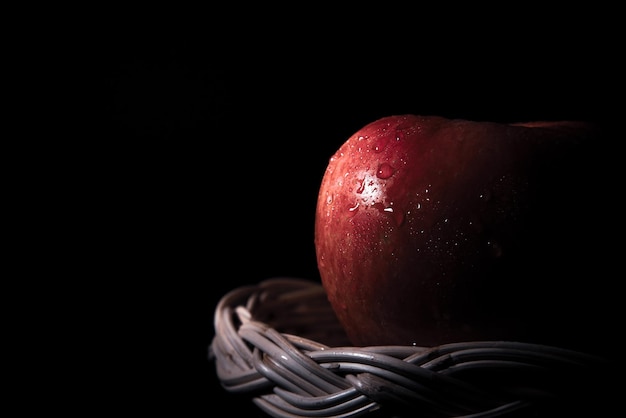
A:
208;277;611;417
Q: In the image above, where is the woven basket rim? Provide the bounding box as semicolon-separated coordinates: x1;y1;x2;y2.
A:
209;277;611;417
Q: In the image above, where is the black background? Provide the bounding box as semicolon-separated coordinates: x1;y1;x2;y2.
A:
96;17;620;416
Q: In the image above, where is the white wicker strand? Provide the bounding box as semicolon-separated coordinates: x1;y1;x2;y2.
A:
241;324;343;396
258;390;377;417
212;287;256;370
281;334;333;352
359;345;430;358
345;372;472;417
252;348;323;397
404;341;606;368
307;349;497;409
454;400;530;418
440;359;548;376
424;346;602;371
253;393;380;418
273;386;367;410
211;323;271;392
261;328;353;391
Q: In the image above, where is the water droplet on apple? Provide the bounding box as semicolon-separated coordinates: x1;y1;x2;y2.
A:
347;202;359;217
376;163;395;179
487;240;503;258
318;256;326;268
372;135;390;153
356;178;365;194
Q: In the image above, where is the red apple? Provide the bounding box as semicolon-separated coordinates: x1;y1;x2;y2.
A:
314;114;613;355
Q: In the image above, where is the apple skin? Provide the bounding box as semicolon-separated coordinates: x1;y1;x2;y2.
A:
314;114;610;353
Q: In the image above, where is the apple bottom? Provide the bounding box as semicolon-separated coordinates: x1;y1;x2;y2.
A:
320;201;615;359
331;277;604;348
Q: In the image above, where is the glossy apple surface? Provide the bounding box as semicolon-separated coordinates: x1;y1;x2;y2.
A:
314;114;611;353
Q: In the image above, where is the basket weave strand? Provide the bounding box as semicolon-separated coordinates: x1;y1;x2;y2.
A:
208;277;611;417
